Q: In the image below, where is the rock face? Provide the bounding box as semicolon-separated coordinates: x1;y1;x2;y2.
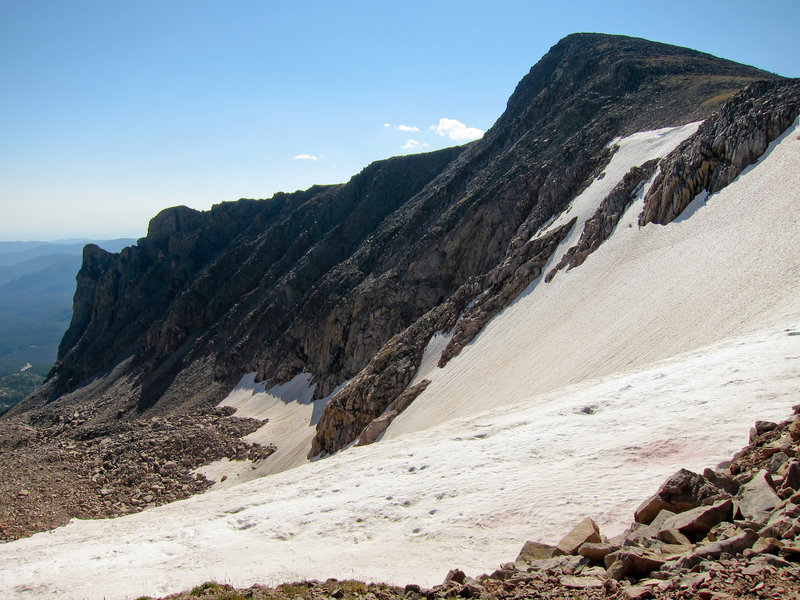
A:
640;80;800;225
8;33;787;460
545;159;659;282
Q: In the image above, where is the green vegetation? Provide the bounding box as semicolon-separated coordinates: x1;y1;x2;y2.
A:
0;363;48;414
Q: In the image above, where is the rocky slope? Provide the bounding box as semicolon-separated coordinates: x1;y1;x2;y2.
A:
0;405;273;542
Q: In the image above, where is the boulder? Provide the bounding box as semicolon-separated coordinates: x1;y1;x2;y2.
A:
788;416;800;442
444;569;466;585
516;540;561;562
556;517;601;555
737;469;782;525
702;468;740;495
782;461;800;490
622;522;660;544
578;542;620;562
749;537;782;556
658;529;692;546
621;586;655;600
655;543;694;557
634;469;721;524
524;555;588;574
749;420;779;443
675;529;758;568
758;513;794;539
659;498;732;535
650;509;676;530
604;549;665;580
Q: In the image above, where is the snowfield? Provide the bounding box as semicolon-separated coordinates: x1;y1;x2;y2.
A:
2;118;800;600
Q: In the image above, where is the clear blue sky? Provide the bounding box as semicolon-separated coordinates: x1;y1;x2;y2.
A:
1;0;798;241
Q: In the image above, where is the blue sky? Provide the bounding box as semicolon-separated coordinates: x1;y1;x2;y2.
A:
1;1;798;241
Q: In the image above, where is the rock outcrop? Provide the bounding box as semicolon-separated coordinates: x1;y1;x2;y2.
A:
545;159;660;282
640;80;800;226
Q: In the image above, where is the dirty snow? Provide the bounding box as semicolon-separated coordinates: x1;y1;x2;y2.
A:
1;120;800;599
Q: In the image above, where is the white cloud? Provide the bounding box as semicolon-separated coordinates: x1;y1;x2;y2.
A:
396;124;419;132
383;123;391;128
293;154;319;161
429;118;484;142
402;139;430;150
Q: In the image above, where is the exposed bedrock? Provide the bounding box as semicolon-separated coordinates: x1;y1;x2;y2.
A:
640;80;800;226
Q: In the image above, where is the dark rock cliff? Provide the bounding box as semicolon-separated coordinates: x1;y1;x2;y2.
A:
10;34;787;454
640;80;800;225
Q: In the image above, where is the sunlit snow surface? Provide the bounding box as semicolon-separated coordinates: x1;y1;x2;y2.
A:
2;120;800;599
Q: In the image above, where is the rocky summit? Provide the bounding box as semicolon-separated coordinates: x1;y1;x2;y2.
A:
2;32;800;600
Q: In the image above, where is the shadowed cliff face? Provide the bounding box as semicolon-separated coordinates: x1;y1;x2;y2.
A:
15;34;784;440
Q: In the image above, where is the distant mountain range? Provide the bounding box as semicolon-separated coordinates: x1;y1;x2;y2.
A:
0;238;135;413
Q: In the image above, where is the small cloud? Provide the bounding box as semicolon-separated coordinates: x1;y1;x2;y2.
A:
396;124;419;132
384;123;391;128
402;139;430;150
293;154;319;161
430;118;484;142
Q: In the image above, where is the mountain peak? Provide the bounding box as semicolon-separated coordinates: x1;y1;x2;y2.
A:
10;34;795;454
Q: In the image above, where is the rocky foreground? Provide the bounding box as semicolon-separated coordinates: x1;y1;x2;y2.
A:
141;410;800;600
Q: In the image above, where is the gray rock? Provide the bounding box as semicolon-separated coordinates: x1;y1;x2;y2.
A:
738;469;782;525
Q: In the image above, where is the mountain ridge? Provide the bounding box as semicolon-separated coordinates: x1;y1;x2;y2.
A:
13;34;782;428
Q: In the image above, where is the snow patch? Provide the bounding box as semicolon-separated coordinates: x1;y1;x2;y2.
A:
201;372;343;483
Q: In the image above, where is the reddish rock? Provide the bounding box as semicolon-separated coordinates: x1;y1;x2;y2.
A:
556;517;602;555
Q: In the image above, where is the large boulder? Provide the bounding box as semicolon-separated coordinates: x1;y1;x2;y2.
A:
634;469;722;524
659;498;733;536
676;529;758;568
578;542;621;562
556;517;602;555
516;540;561;562
604;549;665;580
737;469;782;525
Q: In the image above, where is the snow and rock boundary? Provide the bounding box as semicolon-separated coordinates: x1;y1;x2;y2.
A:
123;411;800;600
